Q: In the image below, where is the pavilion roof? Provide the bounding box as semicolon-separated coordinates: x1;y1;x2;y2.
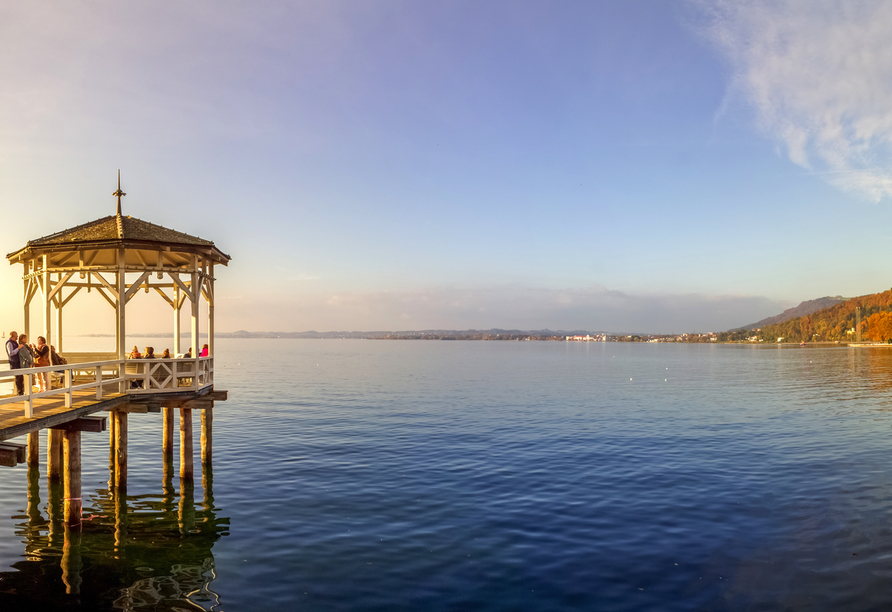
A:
7;214;230;264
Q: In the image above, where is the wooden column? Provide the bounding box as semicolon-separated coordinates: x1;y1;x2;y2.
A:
57;289;63;353
163;406;174;455
207;265;214;357
63;429;81;529
23;260;31;338
48;429;63;482
116;248;126;392
27;431;39;467
114;411;128;492
179;408;193;483
173;285;181;355
191;255;200;358
201;407;212;465
42;255;52;352
61;528;82;595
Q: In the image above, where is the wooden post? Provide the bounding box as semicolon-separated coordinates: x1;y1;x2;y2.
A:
163;406;174;455
43;255;52;354
63;429;81;529
114;411;128;492
207;265;214;357
61;527;82;595
201;407;212;465
23;261;30;339
173;284;181;355
179;408;193;483
108;412;116;497
48;428;63;482
57;294;63;353
116;248;126;392
27;431;39;467
191;255;200;359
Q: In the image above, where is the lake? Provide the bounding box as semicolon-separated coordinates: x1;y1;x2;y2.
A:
2;339;892;610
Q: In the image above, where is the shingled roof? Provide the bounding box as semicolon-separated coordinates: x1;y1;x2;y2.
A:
28;214;216;247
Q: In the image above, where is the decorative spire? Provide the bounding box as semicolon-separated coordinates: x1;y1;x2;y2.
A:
113;169;126;216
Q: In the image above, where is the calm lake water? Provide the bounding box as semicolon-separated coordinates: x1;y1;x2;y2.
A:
2;339;892;610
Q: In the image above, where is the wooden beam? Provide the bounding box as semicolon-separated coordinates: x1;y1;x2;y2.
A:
92;271;120;301
47;271;74;302
169;272;194;302
0;447;17;467
50;416;107;433
208;390;228;401
124;270;152;304
153;286;175;308
94;286;117;309
0;442;26;464
60;285;82;308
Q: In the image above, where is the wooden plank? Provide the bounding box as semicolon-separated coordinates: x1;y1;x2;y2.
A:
50;416;107;433
0;442;26;463
208;390;228;401
0;390;128;442
0;447;17;467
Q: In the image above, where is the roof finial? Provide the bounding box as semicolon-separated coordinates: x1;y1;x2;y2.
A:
113;169;126;216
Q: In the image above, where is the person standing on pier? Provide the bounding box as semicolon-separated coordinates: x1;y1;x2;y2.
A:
17;335;33;393
5;331;23;395
34;337;50;392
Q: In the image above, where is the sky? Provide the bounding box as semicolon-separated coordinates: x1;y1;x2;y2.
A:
1;0;892;334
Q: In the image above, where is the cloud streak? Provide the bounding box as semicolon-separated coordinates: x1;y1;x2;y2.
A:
698;0;892;200
217;285;786;334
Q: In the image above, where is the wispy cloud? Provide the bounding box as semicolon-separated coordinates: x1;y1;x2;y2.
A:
697;0;892;200
219;285;786;333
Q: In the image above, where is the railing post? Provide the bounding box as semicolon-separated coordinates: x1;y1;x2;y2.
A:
64;369;73;408
24;374;33;418
96;366;103;400
193;358;199;390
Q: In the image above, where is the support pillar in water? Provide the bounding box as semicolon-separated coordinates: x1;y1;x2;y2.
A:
27;431;39;467
163;406;174;455
63;429;81;530
114;411;128;493
61;527;83;595
48;429;63;482
201;407;212;465
180;408;194;483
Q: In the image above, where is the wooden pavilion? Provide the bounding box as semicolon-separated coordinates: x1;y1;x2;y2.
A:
0;174;230;538
6;172;230;365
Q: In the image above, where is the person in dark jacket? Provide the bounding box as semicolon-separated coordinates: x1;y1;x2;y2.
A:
5;331;23;395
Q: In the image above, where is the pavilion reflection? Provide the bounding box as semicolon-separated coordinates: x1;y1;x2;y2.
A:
0;463;229;610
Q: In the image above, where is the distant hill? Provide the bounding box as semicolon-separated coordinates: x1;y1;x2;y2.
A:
721;288;892;343
739;296;847;331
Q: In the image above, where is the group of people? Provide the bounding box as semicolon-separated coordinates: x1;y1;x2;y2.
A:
127;344;208;360
5;331;64;395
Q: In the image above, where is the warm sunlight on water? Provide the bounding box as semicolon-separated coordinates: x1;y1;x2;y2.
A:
3;339;892;610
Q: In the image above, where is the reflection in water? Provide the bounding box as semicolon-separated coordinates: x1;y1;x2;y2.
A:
0;466;229;610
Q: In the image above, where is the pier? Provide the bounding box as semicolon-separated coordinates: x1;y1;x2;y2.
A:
0;176;231;596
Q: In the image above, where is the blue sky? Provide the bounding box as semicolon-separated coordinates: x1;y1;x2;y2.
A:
1;1;891;334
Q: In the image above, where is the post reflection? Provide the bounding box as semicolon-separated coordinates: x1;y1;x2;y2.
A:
1;464;229;609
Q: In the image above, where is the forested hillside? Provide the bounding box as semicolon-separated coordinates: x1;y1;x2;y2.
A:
719;289;892;343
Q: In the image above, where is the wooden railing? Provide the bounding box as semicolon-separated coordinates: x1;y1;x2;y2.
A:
0;357;214;418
